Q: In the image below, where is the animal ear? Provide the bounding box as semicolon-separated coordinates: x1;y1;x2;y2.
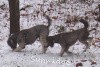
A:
10;38;14;44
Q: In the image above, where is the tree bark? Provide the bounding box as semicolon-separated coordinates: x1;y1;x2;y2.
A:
8;0;20;35
99;4;100;22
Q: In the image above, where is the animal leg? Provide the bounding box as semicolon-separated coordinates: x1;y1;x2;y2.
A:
64;46;72;54
40;33;48;53
59;47;66;57
14;37;25;52
14;47;23;52
81;41;90;52
14;42;25;52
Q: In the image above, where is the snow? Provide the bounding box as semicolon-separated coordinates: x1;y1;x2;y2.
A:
0;0;100;67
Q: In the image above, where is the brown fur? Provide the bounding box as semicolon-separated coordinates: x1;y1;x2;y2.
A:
7;14;51;53
46;19;96;57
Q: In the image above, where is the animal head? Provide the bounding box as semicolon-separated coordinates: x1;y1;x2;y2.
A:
7;33;18;50
47;36;54;48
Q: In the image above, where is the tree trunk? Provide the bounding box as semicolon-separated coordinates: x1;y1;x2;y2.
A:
8;0;20;35
99;4;100;22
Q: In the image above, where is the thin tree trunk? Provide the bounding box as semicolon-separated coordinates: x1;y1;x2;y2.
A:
99;4;100;22
8;0;20;35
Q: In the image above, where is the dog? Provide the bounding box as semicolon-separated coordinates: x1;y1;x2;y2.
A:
46;19;96;57
7;14;52;53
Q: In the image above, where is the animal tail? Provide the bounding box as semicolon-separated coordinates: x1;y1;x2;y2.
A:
79;19;89;29
43;13;52;28
7;34;17;50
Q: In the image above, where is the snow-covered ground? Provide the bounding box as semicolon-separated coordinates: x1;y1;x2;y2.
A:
0;0;100;67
